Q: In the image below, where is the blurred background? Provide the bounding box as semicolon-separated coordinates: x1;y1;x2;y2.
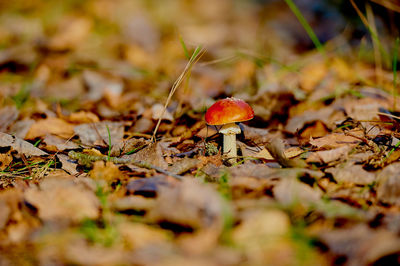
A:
0;0;398;119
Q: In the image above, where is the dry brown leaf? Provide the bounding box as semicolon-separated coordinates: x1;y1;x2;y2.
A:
309;130;363;149
168;157;199;175
119;222;170;250
0;132;47;157
227;162;323;180
233;209;290;247
0;105;19;132
42;134;79;152
273;177;322;206
285;107;335;134
126;176;171;197
90;161;123;184
0;152;13;171
306;145;351;164
57;154;79;176
146;179;227;231
318;224;400;266
68;111;100;123
300;120;330;139
83;70;123;102
25;117;74;139
240;124;270;144
325;163;376;185
239;142;303;160
74;121;124;147
24;173;99;222
8;119;35;139
377;163;400;205
122;142;168;169
343;97;390;121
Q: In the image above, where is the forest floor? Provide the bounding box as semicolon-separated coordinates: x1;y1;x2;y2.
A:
1;0;400;265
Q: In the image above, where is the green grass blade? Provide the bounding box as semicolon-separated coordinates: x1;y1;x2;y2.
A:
284;0;325;55
179;35;190;60
106;124;111;161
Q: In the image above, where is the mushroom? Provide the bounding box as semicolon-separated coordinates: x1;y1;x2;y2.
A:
205;97;254;164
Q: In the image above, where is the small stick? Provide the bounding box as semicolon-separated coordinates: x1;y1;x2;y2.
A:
68;151;183;180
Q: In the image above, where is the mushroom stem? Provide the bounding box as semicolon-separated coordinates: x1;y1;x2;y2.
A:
223;133;237;162
219;123;241;164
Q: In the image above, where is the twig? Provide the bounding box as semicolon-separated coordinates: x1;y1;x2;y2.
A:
68;151;183;180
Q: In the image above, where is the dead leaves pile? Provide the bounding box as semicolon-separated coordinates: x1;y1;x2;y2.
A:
1;0;400;265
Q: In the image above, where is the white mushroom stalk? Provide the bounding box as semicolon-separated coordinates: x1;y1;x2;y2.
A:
219;123;241;164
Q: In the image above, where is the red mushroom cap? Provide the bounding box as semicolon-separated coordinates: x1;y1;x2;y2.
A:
205;97;254;125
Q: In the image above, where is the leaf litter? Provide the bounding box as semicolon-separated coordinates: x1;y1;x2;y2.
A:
0;0;400;265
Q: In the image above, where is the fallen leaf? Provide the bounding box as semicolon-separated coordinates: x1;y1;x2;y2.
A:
122;142;168;169
146;179;227;231
119;222;169;250
0;132;47;157
126;176;171;197
83;70;123;102
68;111;100;123
25;117;74;139
309;130;363;149
318;224;400;265
42;134;79;152
377;163;400;205
0;152;13;171
285;107;335;134
57;154;79;176
273;177;322;206
325;163;376;185
306;145;351;164
0;105;19;132
24;173;99;222
74;121;124;147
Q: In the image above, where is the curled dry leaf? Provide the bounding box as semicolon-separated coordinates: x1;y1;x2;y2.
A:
0;132;47;157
